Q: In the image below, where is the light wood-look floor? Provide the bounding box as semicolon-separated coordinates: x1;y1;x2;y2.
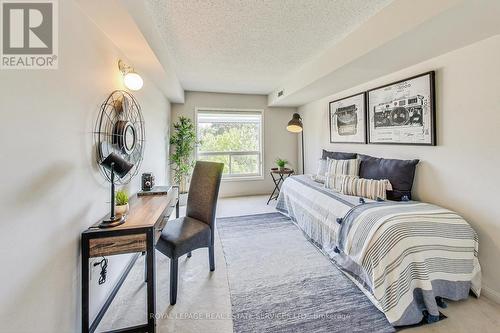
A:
99;195;500;333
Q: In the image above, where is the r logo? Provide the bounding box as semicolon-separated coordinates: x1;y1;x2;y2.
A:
2;2;53;54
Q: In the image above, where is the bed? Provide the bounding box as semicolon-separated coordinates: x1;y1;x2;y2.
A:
276;174;481;326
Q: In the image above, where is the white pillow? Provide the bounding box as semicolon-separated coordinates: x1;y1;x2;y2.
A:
313;159;328;183
324;157;360;191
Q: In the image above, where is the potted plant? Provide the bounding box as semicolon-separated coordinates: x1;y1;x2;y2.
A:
115;190;129;219
275;158;288;171
170;116;199;206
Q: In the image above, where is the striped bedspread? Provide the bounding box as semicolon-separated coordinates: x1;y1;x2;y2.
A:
276;175;481;326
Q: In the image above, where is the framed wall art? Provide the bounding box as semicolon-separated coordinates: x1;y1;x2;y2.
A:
329;92;367;144
367;71;436;145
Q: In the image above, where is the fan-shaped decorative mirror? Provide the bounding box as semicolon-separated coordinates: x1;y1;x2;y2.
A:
94;90;145;184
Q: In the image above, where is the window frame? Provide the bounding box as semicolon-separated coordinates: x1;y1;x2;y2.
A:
195;107;265;182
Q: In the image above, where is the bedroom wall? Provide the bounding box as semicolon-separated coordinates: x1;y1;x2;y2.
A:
0;1;171;332
172;91;298;197
298;34;500;302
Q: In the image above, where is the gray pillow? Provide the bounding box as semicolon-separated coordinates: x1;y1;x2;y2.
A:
322;149;357;160
358;154;419;201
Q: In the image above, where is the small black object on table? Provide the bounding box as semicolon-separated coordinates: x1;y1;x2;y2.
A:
267;168;294;205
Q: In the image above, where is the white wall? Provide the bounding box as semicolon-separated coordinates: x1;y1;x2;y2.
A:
0;1;171;332
172;91;298;197
299;34;500;301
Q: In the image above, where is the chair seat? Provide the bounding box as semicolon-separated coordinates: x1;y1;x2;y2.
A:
156;216;211;259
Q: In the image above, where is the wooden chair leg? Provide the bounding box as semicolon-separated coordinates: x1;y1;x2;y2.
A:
170;258;178;305
209;246;215;271
187;251;192;258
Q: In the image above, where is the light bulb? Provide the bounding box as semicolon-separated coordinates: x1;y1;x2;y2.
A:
286;124;303;133
123;72;143;91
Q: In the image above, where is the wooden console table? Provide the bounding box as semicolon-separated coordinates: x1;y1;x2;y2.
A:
81;186;178;333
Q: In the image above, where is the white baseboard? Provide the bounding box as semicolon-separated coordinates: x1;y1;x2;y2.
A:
482;285;500;304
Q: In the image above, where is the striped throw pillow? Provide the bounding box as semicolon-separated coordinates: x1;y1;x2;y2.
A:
340;175;393;200
325;158;360;191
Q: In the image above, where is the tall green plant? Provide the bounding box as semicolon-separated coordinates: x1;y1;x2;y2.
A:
170;116;199;193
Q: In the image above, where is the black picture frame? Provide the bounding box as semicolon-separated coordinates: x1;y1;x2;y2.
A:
329;92;367;144
366;71;436;146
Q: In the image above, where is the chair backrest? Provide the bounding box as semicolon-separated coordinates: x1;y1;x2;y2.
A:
186;161;224;227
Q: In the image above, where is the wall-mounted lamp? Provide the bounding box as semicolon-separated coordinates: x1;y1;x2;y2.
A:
118;59;143;91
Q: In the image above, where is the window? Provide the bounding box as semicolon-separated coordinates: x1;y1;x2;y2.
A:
196;109;263;180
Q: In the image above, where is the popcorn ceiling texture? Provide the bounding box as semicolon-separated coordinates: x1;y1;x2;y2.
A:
145;0;393;94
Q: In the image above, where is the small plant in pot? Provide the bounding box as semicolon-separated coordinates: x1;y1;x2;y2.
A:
115;190;129;219
275;158;288;171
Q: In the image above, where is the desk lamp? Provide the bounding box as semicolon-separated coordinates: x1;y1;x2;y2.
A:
99;152;134;228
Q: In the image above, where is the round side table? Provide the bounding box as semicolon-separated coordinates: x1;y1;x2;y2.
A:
267;168;294;204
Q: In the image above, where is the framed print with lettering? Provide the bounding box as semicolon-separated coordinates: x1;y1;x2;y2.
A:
367;71;436;145
329;93;366;144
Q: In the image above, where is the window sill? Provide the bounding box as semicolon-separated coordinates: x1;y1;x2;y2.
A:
221;175;264;182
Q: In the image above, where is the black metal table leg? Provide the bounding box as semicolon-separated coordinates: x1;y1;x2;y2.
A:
82;236;90;333
146;228;156;332
144;251;147;283
172;185;180;219
267;172;276;205
276;174;285;199
176;200;179;219
267;175;282;204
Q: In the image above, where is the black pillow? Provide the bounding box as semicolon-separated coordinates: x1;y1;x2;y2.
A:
322;149;357;160
358;154;419;201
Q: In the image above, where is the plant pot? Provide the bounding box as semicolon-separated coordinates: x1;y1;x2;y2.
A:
179;192;188;207
115;203;129;219
278;166;285;171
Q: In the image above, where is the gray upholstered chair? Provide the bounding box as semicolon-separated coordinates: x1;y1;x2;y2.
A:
156;161;224;305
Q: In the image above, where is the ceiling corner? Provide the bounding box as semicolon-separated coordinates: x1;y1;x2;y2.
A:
75;0;185;103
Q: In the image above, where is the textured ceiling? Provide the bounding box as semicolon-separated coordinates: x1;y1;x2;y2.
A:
146;0;393;94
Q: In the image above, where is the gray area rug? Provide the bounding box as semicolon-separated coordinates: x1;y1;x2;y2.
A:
217;212;395;333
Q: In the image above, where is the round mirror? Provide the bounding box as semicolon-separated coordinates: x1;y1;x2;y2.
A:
124;123;136;153
112;120;137;155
